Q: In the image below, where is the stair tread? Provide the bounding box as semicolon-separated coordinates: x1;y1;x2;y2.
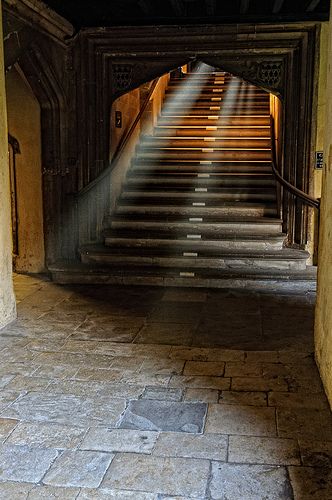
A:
80;244;308;260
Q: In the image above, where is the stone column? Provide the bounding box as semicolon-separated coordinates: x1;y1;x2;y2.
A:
0;0;16;329
315;3;332;407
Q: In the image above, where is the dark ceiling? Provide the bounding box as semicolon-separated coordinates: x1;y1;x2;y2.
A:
43;0;330;29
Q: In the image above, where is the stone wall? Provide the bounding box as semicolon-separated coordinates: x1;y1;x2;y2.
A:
6;66;45;273
315;7;332;407
0;1;16;329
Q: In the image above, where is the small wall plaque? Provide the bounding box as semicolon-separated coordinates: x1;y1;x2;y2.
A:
315;151;323;170
115;111;122;128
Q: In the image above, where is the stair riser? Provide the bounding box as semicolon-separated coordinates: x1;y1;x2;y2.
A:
52;271;316;291
126;178;276;187
121;194;276;202
81;254;306;271
117;206;277;217
137;151;272;161
161;109;270;117
140;139;271;148
158;118;271;126
104;238;284;251
110;221;283;234
154;128;270;137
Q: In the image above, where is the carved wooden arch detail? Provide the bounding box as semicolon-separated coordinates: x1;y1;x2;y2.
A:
109;57;192;100
199;56;285;97
18;43;69;176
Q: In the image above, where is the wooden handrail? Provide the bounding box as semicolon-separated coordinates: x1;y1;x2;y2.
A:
270;116;320;210
77;77;160;197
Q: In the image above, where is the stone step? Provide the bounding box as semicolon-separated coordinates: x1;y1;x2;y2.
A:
132;160;273;173
50;261;316;291
109;218;283;235
140;137;271;148
104;229;285;250
136;150;272;161
116;204;277;217
80;245;307;272
126;175;275;186
121;191;276;202
158;116;271;126
154;127;270;137
161;108;270;116
165;87;268;95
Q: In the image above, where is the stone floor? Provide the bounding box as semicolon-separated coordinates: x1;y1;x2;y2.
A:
0;273;330;499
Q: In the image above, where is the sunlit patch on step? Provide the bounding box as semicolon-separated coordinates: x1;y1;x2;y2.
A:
180;272;195;277
192;202;206;206
211;97;222;101
200;161;212;164
202;148;214;153
210;107;220;111
187;234;201;239
197;174;210;178
189;218;203;222
195;188;208;192
206;126;217;130
204;138;216;142
183;252;198;257
213;89;223;92
208;116;218;120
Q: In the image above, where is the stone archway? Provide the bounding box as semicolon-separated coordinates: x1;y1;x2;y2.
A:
77;22;318;248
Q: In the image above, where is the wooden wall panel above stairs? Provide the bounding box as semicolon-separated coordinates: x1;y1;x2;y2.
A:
50;69;316;289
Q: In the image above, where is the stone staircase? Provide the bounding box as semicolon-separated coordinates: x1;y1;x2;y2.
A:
51;69;316;289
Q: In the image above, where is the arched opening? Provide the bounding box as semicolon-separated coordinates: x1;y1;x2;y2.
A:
5;64;45;273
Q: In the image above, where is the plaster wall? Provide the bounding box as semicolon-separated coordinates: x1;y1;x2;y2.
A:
315;10;332;407
307;22;329;263
5;66;45;273
109;74;169;213
0;1;16;328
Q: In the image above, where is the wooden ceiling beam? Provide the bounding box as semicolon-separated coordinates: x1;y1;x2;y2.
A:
206;0;217;16
170;0;185;16
138;0;154;15
272;0;285;14
306;0;321;12
239;0;250;15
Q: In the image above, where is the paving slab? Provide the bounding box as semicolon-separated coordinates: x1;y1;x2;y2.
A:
169;346;244;362
231;375;289;392
298;438;332;467
28;485;80;499
206;404;276;436
81;427;158;453
0;444;58;482
7;421;86;449
141;386;183;401
268;391;329;409
184;388;219;403
209;462;293;500
44;450;114;488
219;390;267;406
135;323;193;345
277;408;332;439
78;489;157;499
0;481;33;499
0;417;18;441
102;453;210;497
2;391;126;427
228;435;300;465
170;375;230;390
153;432;227;460
183;361;225;376
119;399;207;433
288;466;332;500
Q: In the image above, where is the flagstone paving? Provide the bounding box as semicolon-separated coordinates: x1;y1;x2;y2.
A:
0;273;330;498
